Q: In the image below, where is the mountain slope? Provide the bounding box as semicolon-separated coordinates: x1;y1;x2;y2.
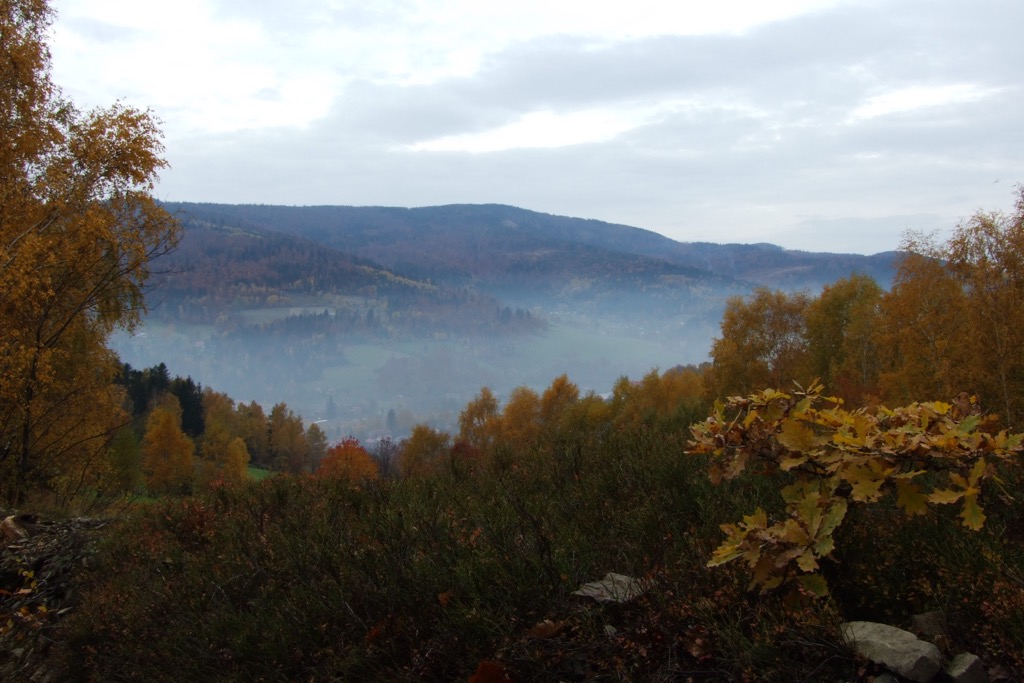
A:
160;202;899;296
159;203;751;323
148;215;542;338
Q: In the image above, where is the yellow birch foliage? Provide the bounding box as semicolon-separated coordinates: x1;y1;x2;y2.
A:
221;437;250;485
875;250;969;406
875;190;1024;425
610;366;707;431
803;274;884;405
268;403;309;474
195;389;249;485
458;387;500;452
943;189;1024;427
497;386;541;453
235;401;270;466
398;425;451;479
706;288;813;399
142;398;195;495
0;0;179;505
539;374;580;429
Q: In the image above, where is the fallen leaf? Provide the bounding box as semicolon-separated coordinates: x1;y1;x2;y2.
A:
468;659;511;683
527;619;565;639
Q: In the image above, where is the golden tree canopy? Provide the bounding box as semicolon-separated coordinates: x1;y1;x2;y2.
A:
142;397;195;495
317;438;378;483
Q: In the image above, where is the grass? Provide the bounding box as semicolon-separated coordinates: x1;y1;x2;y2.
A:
245;466;273;481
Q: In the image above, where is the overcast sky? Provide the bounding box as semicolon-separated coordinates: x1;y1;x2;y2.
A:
49;0;1023;254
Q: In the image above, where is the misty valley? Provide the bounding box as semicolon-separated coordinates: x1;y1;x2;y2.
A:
111;202;896;440
112;313;705;442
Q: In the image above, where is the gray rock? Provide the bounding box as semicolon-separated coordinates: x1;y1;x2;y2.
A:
840;621;941;683
572;572;648;604
946;653;988;683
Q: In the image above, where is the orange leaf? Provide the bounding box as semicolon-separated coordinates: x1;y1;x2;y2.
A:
468;660;512;683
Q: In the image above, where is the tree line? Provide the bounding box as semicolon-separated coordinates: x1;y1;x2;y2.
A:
706;187;1024;430
109;362;340;496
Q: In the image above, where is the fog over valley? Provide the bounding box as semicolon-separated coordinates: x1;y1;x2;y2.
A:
110;202;897;440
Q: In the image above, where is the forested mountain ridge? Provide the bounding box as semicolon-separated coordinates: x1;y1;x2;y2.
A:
149;214;543;338
159;201;899;297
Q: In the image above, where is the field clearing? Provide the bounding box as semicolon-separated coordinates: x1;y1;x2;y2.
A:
247;466;273;481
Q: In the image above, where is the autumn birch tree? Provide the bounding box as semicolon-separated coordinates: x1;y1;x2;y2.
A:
875;250;967;405
458;386;499;452
0;0;179;504
142;396;194;495
943;189;1024;427
804;274;883;405
707;288;812;398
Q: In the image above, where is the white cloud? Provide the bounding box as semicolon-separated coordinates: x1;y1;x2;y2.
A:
51;0;337;134
51;0;845;134
406;102;687;152
849;84;1003;122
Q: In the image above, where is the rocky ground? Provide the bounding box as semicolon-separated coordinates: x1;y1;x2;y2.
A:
0;512;108;683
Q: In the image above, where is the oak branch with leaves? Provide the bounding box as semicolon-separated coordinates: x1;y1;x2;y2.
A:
687;382;1023;596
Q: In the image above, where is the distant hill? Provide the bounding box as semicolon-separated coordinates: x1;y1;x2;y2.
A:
159;202;899;300
157;202;897;333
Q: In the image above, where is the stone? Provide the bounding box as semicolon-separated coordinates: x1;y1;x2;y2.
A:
572;573;648;604
840;621;941;683
946;653;988;683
